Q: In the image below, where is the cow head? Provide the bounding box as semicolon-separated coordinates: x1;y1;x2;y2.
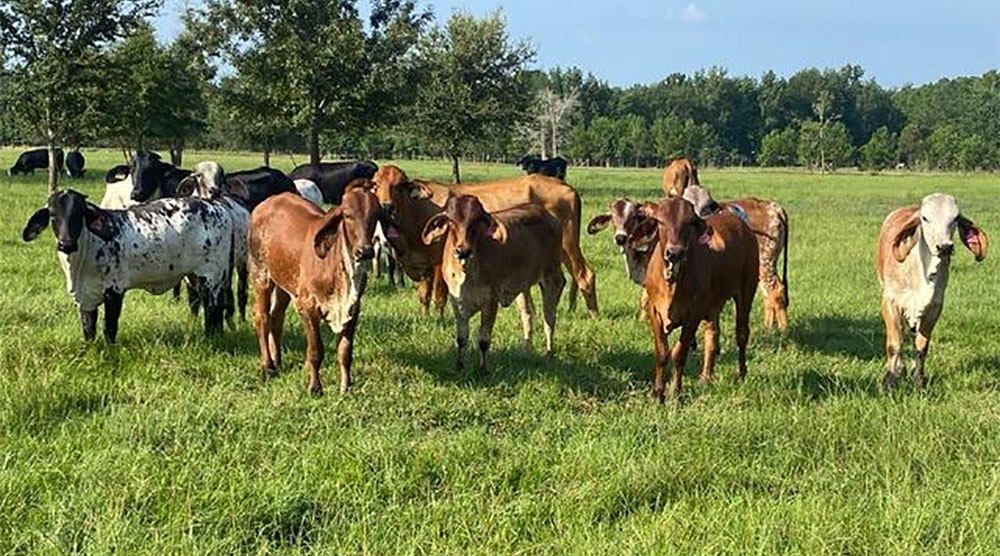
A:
628;197;712;284
22;190;115;254
681;185;721;219
312;188;380;262
177;161;226;199
129;151;165;202
587;198;654;249
892;193;988;263
372;165;433;216
421;195;506;267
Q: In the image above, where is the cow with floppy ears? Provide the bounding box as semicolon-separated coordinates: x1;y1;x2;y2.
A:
876;193;988;389
628;196;758;402
22;189;235;342
588;197;660;318
248;187;381;396
422;195;565;372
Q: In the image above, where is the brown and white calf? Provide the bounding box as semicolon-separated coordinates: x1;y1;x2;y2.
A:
248;189;380;395
587;198;658;317
629;197;758;401
876;193;988;388
421;195;565;372
681;184;790;331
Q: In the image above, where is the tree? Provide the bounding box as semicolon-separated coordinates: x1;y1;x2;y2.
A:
410;11;534;182
860;126;896;171
0;0;160;191
651;115;716;165
798;120;852;171
758;128;798;167
205;0;428;166
533;87;579;157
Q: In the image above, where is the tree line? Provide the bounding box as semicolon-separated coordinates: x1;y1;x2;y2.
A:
2;1;997;191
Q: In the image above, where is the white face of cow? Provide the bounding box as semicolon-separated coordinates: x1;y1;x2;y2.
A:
919;193;960;259
587;198;646;250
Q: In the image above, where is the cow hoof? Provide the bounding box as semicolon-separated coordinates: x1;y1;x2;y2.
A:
261;367;278;381
309;384;324;397
698;373;713;384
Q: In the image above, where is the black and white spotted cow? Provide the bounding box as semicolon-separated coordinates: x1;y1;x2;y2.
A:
22;189;236;342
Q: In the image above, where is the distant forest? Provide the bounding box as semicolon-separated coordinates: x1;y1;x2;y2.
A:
1;1;997;173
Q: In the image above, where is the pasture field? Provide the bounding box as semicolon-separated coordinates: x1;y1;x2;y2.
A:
1;148;999;554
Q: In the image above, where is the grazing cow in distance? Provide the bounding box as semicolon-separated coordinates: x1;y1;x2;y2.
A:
422;195;565;371
249;188;381;396
876;193;988;388
9;147;63;176
289;161;378;204
65;150;86;178
628;196;758;401
682;184;791;331
226;167;297;211
661;157;699;197
22;189;236;342
373;164;598;318
517;155;568;180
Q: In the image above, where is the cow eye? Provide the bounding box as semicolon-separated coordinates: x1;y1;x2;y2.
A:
921;216;928;223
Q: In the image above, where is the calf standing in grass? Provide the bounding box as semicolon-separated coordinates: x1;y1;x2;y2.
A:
421;195;565;372
629;197;758;401
249;188;380;395
876;193;988;388
22;189;234;341
588;198;658;317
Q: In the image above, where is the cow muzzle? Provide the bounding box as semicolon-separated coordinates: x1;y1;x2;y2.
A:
455;246;473;262
57;240;78;254
355;246;375;261
937;243;954;257
614;233;627;246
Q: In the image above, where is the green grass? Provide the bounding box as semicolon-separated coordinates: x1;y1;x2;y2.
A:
1;149;999;554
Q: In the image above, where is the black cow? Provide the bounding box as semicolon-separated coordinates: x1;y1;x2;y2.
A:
129;151;190;203
288;160;378;204
65;150;86;178
226;167;297;211
517;155;568;181
9;147;64;176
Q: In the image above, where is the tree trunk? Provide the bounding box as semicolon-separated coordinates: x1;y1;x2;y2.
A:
47;140;59;193
170;141;183;167
450;152;461;184
263;144;271;168
309;114;321;165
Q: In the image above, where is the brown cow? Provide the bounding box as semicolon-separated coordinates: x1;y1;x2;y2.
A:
876;193;988;388
248;189;380;396
681;184;790;331
373;164;597;318
422;195;565;371
661;157;700;197
629;196;758;402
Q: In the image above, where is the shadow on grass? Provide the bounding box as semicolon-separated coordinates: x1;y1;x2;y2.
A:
789;314;883;361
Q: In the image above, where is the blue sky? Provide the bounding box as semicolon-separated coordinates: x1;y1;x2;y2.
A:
155;0;999;87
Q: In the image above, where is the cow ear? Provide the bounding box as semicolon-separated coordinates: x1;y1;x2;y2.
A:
628;217;660;252
313;207;344;259
84;204;115;241
22;208;51;242
587;213;612;234
486;216;507;244
410;182;433;200
958;215;988;262
176;175;197;197
892;211;921;263
638;203;658;219
421;214;450;245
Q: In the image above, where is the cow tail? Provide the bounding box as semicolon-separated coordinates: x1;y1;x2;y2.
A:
780;206;789;309
567;188;583;311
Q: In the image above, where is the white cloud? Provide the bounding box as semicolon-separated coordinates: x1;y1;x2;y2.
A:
679;3;708;23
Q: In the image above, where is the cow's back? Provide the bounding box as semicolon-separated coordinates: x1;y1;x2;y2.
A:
479;205;563;305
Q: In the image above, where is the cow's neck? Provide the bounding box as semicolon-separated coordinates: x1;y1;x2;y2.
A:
57;229;102;309
322;233;368;333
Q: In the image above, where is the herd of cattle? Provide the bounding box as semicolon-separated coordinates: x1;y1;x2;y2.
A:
14;150;989;400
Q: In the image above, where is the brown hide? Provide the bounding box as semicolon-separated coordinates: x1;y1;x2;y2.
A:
661;157;700;197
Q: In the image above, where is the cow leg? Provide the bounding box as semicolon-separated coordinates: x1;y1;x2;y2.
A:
514;291;535;354
478;299;499;373
670;326;697;398
388;253;398;287
881;296;905;388
172;283;182;301
452;298;470;371
637;288;649;320
80;307;98;342
337;315;358;395
202;281;226;336
566;264;579;312
432;266;447;317
186;279;201;317
237;264;248;321
699;318;720;383
540;269;565;355
417;278;432;316
302;312;325;396
252;280;277;379
372;242;383;278
734;292;752;382
913;332;930;390
103;289;124;344
647;307;669;403
562;248;598;318
269;289;292;370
